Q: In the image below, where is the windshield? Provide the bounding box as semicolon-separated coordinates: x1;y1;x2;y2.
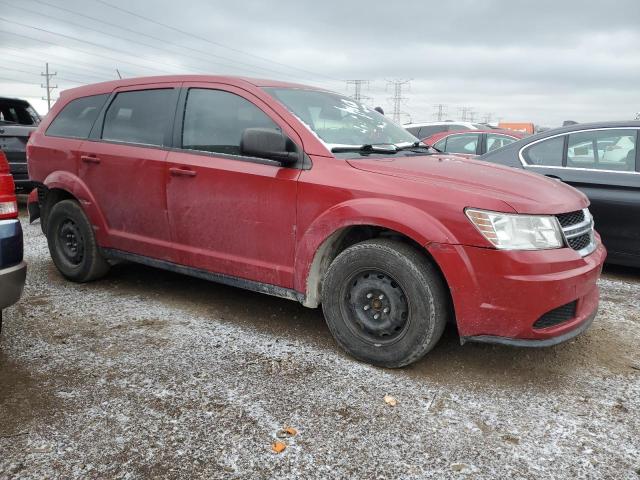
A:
264;87;418;151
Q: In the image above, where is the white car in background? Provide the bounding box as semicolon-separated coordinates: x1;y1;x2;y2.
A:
403;121;489;140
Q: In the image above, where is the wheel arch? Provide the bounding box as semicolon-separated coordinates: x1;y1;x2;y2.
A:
41;171;109;244
296;200;456;308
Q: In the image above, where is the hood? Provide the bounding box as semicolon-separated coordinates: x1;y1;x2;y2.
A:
346;154;588;215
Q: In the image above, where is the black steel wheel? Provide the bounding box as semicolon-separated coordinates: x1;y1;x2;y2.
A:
344;269;410;345
322;238;450;368
46;200;110;283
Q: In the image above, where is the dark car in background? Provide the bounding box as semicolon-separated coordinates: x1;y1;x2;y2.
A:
0;151;26;332
0;97;41;192
423;129;525;158
481;121;640;267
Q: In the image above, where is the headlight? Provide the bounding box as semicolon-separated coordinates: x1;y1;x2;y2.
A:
465;208;564;250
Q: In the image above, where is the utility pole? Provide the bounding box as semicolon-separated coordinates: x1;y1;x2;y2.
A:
40;63;58;111
433;104;447;121
459;106;472;121
468;110;476;122
387;79;411;123
483;113;494;124
346;79;370;102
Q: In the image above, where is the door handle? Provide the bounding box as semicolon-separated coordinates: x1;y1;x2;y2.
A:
81;155;101;164
169;167;196;177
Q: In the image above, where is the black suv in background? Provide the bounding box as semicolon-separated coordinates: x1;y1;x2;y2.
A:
481;121;640;267
0;97;41;192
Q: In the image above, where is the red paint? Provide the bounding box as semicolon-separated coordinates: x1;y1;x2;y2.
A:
27;75;606;343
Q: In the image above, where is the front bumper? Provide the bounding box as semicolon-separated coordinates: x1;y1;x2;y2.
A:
428;238;606;344
0;261;26;310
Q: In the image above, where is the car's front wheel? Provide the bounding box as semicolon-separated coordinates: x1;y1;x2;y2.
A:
46;200;110;283
322;239;449;368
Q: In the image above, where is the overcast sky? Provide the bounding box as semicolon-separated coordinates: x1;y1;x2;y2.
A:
1;0;639;126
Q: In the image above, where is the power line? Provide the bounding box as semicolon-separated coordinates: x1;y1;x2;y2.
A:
387;79;411;124
0;29;172;76
0;17;205;75
91;0;342;82
1;46;135;79
0;1;293;81
41;62;58;111
25;0;325;83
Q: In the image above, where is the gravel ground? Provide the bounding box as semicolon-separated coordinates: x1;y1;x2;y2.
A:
1;212;639;479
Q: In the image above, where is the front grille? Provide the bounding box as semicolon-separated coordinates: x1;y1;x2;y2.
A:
533;301;577;329
555;209;595;256
556;210;585;228
568;233;591;251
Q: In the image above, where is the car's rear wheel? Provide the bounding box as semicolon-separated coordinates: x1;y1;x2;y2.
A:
46;200;110;282
322;239;449;368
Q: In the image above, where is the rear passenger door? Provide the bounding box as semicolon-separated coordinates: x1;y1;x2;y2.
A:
79;84;180;261
165;84;301;288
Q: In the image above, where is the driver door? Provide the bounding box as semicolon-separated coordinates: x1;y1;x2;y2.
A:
165;84;302;288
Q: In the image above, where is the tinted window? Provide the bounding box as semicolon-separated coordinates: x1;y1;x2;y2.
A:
46;94;108;139
486;134;517;152
102;89;174;146
433;138;446;150
405;126;421;137
523;136;564;166
182;89;279;156
567;129;636;171
444;133;480;154
418;125;448;138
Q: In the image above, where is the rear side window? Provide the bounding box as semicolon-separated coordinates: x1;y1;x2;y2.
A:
46;94;108;139
102;89;174;146
567;129;637;171
486;134;517;152
523;136;564;166
181;89;279;156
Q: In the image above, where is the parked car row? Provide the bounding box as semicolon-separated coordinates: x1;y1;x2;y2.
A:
481;121;640;267
20;75;607;368
422;128;524;157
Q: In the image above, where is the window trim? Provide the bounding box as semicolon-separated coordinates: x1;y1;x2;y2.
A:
44;93;110;140
173;86;307;170
519;127;640;174
95;87;180;148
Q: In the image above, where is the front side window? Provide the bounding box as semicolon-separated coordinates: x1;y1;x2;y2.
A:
486;134;517;152
182;89;280;156
443;133;480;154
567;129;636;171
102;89;174;146
264;87;417;149
46;94;109;138
523;136;564;166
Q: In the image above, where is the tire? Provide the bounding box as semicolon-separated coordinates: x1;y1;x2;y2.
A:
322;239;449;368
46;199;110;282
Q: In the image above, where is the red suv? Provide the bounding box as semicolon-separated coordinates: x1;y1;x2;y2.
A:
27;76;606;367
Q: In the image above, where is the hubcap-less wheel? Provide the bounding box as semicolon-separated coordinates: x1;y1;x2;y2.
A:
344;269;409;345
58;219;85;265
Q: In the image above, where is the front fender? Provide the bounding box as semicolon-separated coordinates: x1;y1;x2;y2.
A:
294;198;458;299
43;171;110;245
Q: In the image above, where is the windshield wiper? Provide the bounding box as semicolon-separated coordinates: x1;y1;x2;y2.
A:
331;143;399;154
395;141;441;153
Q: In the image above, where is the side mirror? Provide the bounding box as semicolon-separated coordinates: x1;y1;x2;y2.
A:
240;128;299;164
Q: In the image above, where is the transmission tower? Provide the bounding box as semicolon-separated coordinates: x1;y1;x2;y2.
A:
459;106;472;121
482;113;494;124
433;104;448;121
346;79;370;103
40;62;58;111
387;79;411;123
